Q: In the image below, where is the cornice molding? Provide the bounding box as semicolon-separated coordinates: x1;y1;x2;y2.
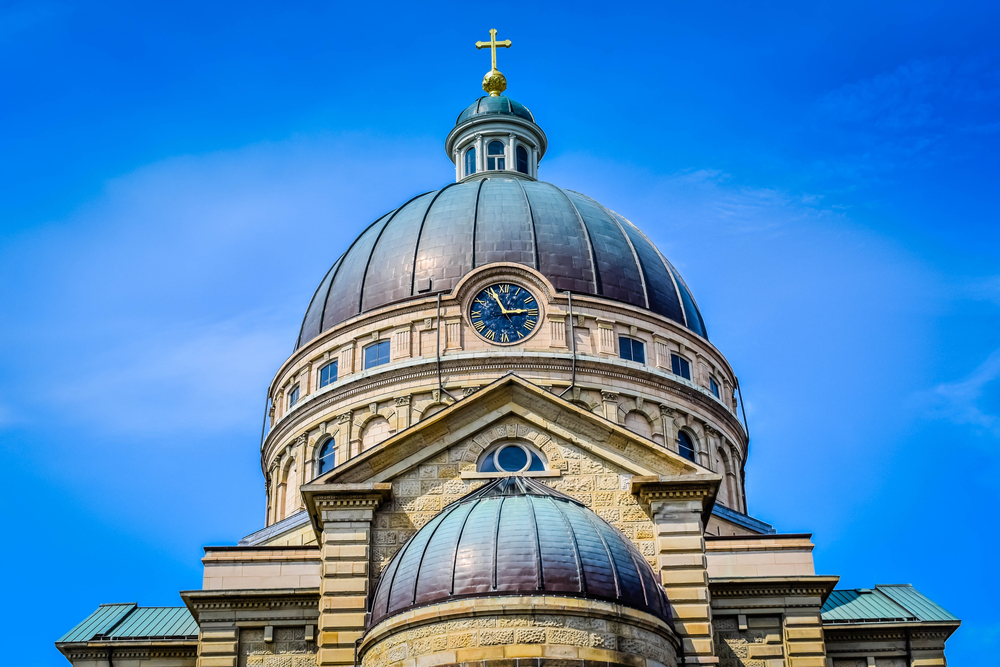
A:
180;588;321;623
630;474;721;526
709;576;840;606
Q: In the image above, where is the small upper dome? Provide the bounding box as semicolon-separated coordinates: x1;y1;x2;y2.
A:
296;177;707;349
367;477;671;628
456;95;536;126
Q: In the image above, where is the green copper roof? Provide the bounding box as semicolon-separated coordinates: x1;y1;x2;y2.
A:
822;585;958;624
58;603;198;643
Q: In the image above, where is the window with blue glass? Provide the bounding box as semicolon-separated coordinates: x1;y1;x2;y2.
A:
670;353;691;380
317;438;336;475
678;431;696;462
288;384;300;409
619;336;646;363
487;140;505;170
709;376;720;398
465;147;476;175
319;360;338;388
364;340;391;369
477;442;546;473
516;145;528;174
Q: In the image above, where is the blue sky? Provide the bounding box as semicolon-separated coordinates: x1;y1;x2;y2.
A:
2;1;998;664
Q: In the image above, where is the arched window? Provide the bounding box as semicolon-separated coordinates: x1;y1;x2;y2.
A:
477;442;546;473
516;145;528;174
317;438;336;475
678;431;696;462
487;141;505;170
465;147;476;176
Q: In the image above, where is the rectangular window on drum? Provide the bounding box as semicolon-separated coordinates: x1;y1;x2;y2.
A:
288;384;300;408
619;336;645;364
319;361;338;388
670;353;691;380
710;376;720;398
364;340;391;369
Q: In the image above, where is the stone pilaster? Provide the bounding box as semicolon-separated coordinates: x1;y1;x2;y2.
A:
394;395;411;431
301;483;392;667
632;474;721;666
601;390;619;423
196;625;238;667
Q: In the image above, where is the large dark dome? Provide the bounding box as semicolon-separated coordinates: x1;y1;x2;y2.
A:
296;176;707;349
367;477;671;628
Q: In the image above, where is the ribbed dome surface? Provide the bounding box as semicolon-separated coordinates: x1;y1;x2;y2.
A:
296;177;707;349
456;95;536;125
367;477;671;628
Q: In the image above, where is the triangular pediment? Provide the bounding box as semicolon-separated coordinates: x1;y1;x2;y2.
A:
314;374;715;486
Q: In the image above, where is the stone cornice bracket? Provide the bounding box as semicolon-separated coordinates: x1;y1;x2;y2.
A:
630;473;722;526
179;587;321;623
300;482;393;534
709;575;841;606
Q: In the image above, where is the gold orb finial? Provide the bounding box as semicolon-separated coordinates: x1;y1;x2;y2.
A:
475;29;512;97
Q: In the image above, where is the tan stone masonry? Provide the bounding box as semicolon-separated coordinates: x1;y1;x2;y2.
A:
358;597;679;667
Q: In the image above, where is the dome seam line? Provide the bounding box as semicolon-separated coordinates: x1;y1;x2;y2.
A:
525;494;544;590
410;183;460;296
622;213;692;331
555;186;602;295
547;496;587;595
514;179;540;271
358;191;433;316
410;508;453;606
577;502;624;601
448;499;479;596
471;178;486;268
490;495;506;591
591;196;651;310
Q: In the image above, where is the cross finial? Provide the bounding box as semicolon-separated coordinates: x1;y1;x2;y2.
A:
475;28;512;96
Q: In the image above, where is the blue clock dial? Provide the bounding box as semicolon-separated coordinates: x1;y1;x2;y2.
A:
469;283;540;344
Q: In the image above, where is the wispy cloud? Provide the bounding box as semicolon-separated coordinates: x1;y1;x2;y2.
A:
0;133;444;440
817;55;1000;169
923;348;1000;437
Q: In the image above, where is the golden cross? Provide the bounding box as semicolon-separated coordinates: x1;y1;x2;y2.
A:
475;28;511;71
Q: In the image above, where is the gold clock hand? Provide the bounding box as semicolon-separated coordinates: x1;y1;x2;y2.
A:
488;288;509;314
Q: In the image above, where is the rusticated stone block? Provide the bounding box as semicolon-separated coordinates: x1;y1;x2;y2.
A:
479;629;515;645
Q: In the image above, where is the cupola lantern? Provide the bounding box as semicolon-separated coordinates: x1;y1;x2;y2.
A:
444;29;548;182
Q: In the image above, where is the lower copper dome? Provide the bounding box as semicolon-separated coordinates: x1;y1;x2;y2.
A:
367;477;670;628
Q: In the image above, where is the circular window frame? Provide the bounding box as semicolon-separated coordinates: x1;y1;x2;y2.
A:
476;440;548;474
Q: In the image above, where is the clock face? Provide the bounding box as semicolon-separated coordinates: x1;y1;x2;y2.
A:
469;283;540;344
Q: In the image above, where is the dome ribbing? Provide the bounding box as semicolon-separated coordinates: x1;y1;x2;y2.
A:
296;177;707;349
366;477;671;628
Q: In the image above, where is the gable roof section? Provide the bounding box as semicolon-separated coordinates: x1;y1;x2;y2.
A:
315;373;714;486
58;603;198;643
822;585;958;625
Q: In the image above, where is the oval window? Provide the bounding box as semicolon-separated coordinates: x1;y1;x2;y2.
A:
478;443;546;473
